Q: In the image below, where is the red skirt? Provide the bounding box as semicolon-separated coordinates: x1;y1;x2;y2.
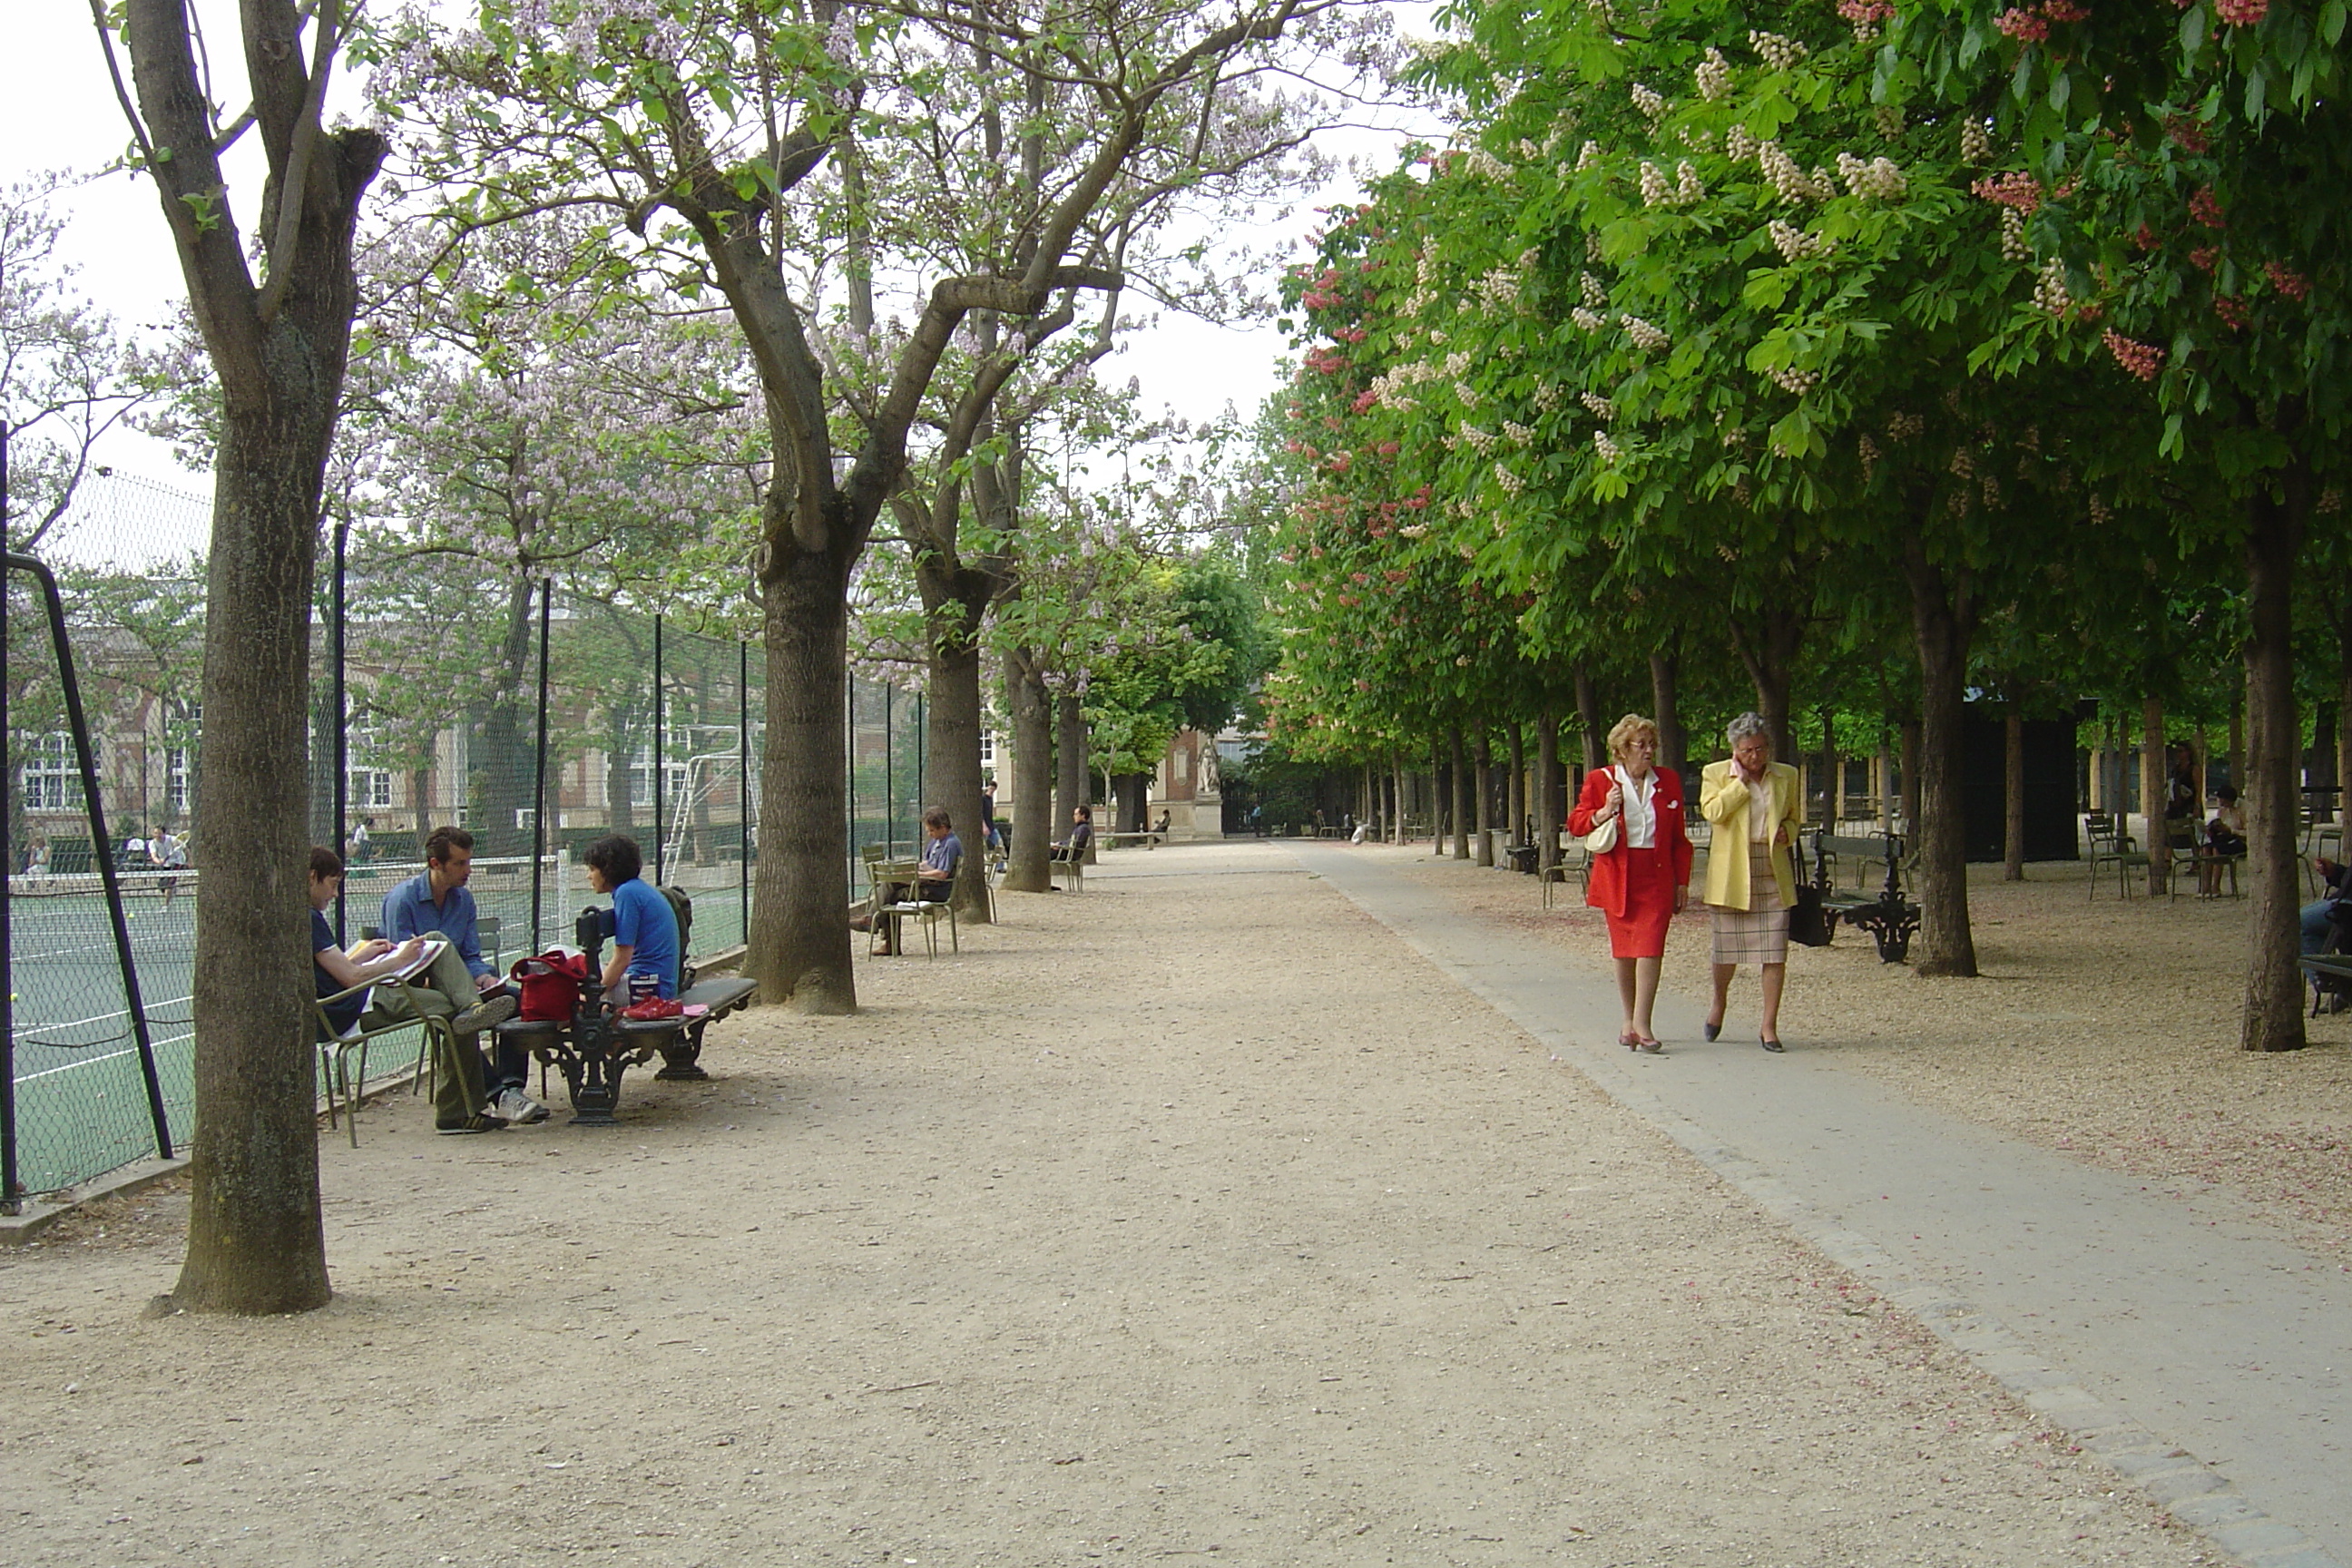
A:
1605;841;1678;958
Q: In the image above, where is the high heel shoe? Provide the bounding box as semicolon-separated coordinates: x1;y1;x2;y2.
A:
1759;1036;1785;1054
1620;1032;1641;1052
1702;1020;1722;1042
1636;1036;1665;1054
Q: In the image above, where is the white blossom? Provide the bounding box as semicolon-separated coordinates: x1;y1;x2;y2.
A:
1749;30;1808;69
1695;46;1733;100
2001;207;2031;262
1502;420;1536;446
1593;430;1623;462
1726;125;1757;162
1765;365;1819;394
1960;119;1994;163
2032;259;2071;315
1621;314;1670;351
1494;462;1524;496
1571;306;1606;332
1837;152;1907;200
1768;219;1831;260
1630;83;1667;119
1581;391;1617;420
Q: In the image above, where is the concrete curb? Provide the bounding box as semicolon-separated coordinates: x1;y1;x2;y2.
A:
1303;848;2346;1568
0;1156;191;1247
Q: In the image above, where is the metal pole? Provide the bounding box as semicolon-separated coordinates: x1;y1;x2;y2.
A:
7;552;171;1164
1;427;15;1212
914;691;925;819
883;683;895;860
652;614;665;884
331;512;348;945
530;580;551;952
845;677;856;891
740;638;750;942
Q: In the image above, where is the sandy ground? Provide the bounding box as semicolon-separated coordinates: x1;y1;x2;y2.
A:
1;841;2216;1567
1409;841;2352;1259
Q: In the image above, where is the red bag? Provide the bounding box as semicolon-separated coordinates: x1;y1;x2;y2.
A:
510;951;592;1021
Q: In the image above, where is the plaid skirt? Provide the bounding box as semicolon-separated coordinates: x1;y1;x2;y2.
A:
1710;842;1788;965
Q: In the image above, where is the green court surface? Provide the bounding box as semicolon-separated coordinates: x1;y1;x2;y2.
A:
6;856;754;1193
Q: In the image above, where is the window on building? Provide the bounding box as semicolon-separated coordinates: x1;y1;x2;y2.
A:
979;728;997;769
629;741;691;808
164;701;200;814
348;725;393;810
20;730;96;811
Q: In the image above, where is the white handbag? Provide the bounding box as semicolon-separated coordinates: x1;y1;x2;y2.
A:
1584;767;1622;854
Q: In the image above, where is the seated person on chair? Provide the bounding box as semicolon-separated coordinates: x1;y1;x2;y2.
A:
2304;857;2352;952
873;809;961;954
584;833;681;1004
310;846;519;1135
2199;786;2246;897
1048;805;1093;868
381;825;539;1125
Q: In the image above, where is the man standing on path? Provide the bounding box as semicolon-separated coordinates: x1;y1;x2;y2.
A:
380;826;540;1125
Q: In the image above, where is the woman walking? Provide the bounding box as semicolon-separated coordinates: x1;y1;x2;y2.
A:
1568;714;1692;1053
1698;712;1805;1052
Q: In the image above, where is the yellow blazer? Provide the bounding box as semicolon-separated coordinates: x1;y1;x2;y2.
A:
1698;759;1804;911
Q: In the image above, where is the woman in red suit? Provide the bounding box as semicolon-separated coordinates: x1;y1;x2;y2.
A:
1567;714;1693;1053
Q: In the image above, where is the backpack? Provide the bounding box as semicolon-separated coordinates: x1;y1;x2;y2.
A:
510;950;593;1022
660;884;696;988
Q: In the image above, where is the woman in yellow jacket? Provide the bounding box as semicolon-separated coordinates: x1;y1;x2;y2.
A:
1697;711;1804;1052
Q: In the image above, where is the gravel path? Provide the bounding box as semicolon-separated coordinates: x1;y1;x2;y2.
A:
1;841;2211;1566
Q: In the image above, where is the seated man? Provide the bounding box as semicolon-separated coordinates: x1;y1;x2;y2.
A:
1049;805;1093;865
309;846;514;1135
872;808;960;955
584;833;681;1003
379;826;534;1125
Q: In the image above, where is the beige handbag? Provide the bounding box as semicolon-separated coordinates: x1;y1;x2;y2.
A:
1584;767;1622;854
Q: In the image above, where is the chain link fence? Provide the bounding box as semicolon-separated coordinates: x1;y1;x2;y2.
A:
5;475;941;1200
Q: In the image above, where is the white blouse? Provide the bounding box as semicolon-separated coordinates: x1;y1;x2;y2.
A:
1615;767;1659;849
1745;772;1774;842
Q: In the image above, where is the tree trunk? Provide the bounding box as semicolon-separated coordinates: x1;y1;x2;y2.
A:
1472;731;1494;865
1390;754;1406;844
1899;719;1921;840
2240;478;2308;1052
1573;664;1602;773
747;544;857;1014
1821;707;1841;831
1449;727;1471;860
1000;650;1053;893
2003;710;2025;881
1902;540;1979;977
604;700;638;832
1651;652;1686;789
174;400;341;1315
1506;721;1526;847
2142;695;2168;894
1054;691;1087;850
1878;726;1896;837
131;3;389;1313
1730;602;1805;760
1536;711;1562;871
923;609;990;919
474;573;537;857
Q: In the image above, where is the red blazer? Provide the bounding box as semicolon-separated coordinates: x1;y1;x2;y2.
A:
1566;766;1694;918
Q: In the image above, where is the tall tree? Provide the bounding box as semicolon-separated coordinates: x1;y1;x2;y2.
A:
94;0;386;1313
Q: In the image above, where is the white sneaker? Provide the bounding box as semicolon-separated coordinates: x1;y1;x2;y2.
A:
492;1086;551;1125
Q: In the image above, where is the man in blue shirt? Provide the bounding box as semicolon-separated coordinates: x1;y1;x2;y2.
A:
381;826;536;1125
584;834;681;1001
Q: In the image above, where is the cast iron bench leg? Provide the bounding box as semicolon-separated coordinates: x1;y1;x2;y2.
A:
655;1021;710;1081
567;1044;630;1125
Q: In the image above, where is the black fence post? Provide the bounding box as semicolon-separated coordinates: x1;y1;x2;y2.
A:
2;428;15;1211
652;614;665;885
845;677;856;891
740;638;750;942
884;683;895;860
5;552;172;1173
331;512;348;945
530;579;552;953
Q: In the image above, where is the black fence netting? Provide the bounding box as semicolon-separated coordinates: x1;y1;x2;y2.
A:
6;475;956;1198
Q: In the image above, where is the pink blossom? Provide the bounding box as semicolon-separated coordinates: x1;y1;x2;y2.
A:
2215;0;2269;24
2103;330;2165;380
2265;262;2311;300
1971;171;2045;212
1994;8;2051;41
2190;186;2226;228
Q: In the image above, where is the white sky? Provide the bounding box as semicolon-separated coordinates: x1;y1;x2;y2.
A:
5;3;1449;564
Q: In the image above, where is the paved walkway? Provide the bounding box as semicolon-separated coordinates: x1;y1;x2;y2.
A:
1295;842;2352;1568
